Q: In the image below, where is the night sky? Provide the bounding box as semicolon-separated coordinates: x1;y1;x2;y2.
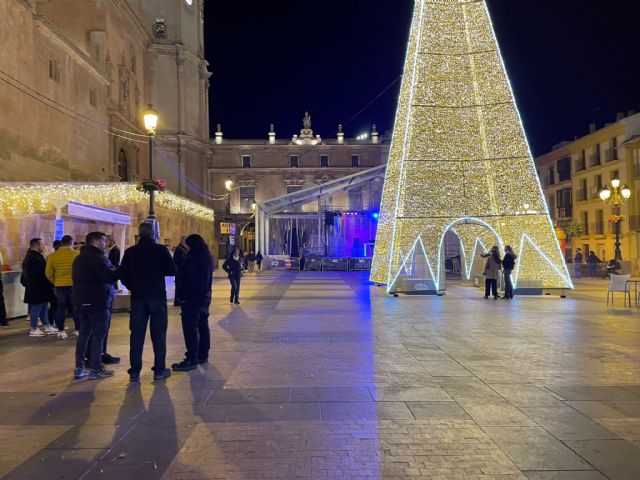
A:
205;1;640;157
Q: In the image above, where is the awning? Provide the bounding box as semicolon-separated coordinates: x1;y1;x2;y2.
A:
621;134;640;146
67;201;131;225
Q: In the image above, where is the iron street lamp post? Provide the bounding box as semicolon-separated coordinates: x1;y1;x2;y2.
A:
599;178;631;261
143;105;159;221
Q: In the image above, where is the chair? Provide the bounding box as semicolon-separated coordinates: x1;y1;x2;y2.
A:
607;274;631;306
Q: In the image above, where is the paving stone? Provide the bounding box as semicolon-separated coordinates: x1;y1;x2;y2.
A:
483;426;592;470
566;401;628;419
523;472;608;480
291;386;373;402
521;406;619;441
546;385;640;401
438;377;501;399
406;401;471;420
369;385;453;401
490;384;565;407
320;402;414;421
565;439;640;480
206;387;291;404
457;398;537;426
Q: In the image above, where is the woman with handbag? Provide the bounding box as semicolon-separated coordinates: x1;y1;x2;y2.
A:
222;248;243;305
482;246;502;300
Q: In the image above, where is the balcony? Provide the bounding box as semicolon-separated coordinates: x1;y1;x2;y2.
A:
588;153;601;168
591;222;605;236
575;189;588;202
575;159;586;172
604;149;619;162
557;206;572;218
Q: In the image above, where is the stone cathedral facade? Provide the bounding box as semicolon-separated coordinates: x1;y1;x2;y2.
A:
0;0;211;200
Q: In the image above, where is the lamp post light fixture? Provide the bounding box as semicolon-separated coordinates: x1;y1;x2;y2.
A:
224;179;234;215
599;177;631;261
143;105;159;235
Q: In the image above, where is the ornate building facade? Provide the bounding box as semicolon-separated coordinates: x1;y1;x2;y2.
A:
0;0;210;197
536;112;640;272
209;116;390;255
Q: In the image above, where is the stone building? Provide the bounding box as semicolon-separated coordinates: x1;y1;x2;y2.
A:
208;116;390;255
0;0;214;277
0;0;210;197
536;112;640;272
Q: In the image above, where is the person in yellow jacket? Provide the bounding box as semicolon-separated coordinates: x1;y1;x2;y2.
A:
45;235;79;339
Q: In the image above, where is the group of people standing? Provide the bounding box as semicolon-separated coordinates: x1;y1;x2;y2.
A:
573;248;619;278
17;222;214;381
482;245;517;300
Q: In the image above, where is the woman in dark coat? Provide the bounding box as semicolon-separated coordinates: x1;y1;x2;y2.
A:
502;245;517;299
222;248;243;305
172;234;213;371
482;245;502;300
21;238;57;336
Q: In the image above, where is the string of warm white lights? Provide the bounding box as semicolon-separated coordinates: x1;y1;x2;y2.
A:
0;183;214;222
371;0;572;292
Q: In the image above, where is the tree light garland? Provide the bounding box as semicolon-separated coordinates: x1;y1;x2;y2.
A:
371;0;572;292
0;183;214;222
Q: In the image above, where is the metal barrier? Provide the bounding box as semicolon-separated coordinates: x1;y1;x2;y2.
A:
322;257;350;271
270;258;301;271
349;257;372;271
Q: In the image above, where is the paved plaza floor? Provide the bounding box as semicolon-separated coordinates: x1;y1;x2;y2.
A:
0;272;640;479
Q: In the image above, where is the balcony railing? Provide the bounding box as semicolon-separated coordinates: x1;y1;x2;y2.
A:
604;149;618;162
557;206;572;218
575;159;586;172
589;153;601;168
575;189;588;201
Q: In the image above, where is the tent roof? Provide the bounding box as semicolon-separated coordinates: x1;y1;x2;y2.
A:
258;165;386;215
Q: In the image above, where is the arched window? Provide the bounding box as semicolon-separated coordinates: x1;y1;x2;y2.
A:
118;149;128;181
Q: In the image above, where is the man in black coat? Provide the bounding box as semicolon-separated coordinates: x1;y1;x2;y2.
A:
120;222;176;382
21;238;57;337
72;231;119;380
172;237;187;306
0;251;9;327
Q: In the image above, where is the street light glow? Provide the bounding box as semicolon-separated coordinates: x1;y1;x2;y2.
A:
225;180;233;191
622;185;631;199
599;187;611;201
143;105;159;135
611;178;621;188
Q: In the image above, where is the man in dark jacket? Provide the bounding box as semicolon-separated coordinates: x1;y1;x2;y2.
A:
107;236;121;290
0;251;8;327
22;238;57;337
72;232;119;380
120;222;176;382
172;237;187;306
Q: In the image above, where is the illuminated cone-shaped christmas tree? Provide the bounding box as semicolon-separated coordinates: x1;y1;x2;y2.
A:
371;0;572;293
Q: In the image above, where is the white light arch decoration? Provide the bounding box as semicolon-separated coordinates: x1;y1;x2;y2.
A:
371;0;573;293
